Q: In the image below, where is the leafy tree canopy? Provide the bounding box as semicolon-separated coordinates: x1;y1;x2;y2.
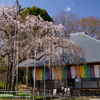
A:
20;6;53;22
54;11;100;39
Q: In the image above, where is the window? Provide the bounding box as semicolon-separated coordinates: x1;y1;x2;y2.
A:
83;78;97;88
75;78;81;88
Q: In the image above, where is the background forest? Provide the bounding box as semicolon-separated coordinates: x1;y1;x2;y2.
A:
53;11;100;39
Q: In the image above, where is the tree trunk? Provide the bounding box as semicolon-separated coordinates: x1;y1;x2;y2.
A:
8;62;13;91
7;43;16;91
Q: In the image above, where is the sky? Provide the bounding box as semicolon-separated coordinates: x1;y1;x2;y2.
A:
0;0;100;19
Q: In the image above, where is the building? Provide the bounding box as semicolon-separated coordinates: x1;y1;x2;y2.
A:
19;32;100;95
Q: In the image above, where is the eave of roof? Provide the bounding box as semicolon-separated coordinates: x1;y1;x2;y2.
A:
18;32;100;67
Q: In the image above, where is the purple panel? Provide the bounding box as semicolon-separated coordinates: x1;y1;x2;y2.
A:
67;67;72;78
46;68;50;80
90;65;95;78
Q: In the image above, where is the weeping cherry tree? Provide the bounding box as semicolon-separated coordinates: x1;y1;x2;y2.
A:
0;4;85;91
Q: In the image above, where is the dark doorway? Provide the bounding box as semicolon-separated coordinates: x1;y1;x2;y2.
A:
68;78;75;88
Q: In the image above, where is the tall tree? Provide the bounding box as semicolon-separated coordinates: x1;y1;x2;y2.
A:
78;16;100;39
0;4;85;91
19;6;53;22
53;11;79;35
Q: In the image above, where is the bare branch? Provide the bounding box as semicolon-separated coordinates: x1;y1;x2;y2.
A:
0;28;9;37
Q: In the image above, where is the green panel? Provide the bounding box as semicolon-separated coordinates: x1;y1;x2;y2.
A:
42;68;46;80
85;65;90;78
64;67;67;79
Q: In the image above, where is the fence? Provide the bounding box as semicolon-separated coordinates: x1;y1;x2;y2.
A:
0;88;70;99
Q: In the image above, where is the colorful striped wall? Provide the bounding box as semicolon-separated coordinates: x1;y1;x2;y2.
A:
33;65;100;80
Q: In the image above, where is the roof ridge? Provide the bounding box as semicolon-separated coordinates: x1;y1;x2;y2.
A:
82;33;100;43
71;32;85;35
71;32;100;43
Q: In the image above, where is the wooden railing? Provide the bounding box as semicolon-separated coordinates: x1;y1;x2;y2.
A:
71;88;100;96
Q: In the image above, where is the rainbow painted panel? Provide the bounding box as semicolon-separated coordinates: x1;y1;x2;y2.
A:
58;68;63;80
39;69;43;80
80;66;85;78
54;68;58;80
85;65;90;78
34;65;100;80
75;66;80;78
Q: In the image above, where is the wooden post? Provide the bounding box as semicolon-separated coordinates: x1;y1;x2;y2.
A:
97;78;99;88
26;65;28;99
50;63;52;100
33;68;36;100
43;64;46;100
81;78;83;88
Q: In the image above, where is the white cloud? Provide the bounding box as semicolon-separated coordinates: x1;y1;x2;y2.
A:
65;3;74;12
65;6;71;12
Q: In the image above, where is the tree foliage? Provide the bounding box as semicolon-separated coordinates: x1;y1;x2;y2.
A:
0;57;7;73
20;6;53;22
54;11;100;39
0;4;85;91
53;11;79;35
78;16;100;39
